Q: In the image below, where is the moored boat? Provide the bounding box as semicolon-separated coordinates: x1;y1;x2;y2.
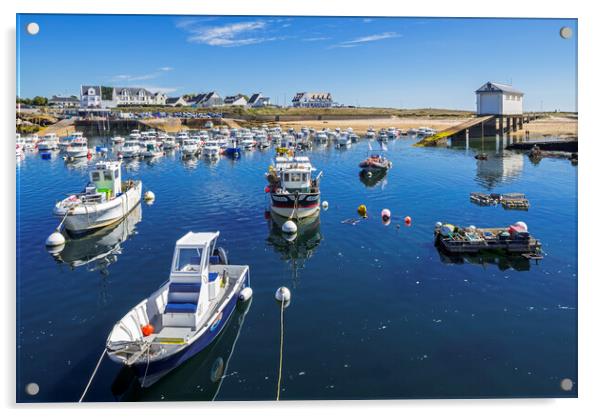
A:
65;137;89;158
53;161;142;234
265;155;322;219
359;152;393;174
121;140;140;158
105;231;251;387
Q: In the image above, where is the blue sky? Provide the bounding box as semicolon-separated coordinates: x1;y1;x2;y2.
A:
17;14;577;111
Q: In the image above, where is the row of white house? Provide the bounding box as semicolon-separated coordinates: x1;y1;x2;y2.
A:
79;85;335;109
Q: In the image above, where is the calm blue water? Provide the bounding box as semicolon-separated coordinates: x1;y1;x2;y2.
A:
16;135;577;401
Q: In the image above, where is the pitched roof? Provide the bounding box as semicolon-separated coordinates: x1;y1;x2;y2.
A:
248;93;261;104
166;97;182;104
476;82;523;95
224;94;246;104
81;85;101;96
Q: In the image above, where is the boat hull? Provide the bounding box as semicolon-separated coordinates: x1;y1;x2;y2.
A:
55;181;142;234
130;280;246;387
270;192;320;219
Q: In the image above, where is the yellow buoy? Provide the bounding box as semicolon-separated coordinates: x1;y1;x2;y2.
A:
357;204;367;218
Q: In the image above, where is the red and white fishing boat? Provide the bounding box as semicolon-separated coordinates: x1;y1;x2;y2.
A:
265;155;322;219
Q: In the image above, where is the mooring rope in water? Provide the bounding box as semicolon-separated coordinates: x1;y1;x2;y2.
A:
140;346;151;388
79;347;107;403
276;299;285;401
55;208;72;232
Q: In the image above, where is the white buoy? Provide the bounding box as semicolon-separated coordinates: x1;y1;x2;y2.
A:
239;287;253;302
282;220;297;234
435;221;443;228
367;172;372;178
322;201;329;210
275;287;291;303
144;191;155;202
46;231;65;247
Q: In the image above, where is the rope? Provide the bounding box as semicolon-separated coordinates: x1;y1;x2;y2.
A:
140;346;151;388
276;300;285;401
79;348;107;403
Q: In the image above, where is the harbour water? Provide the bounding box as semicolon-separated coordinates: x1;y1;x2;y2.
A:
16;135;577;401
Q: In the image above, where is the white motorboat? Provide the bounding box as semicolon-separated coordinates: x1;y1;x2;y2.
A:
337;133;352;147
175;131;189;144
140;140;163;158
65;137;89;158
387;127;398;139
112;136;125;144
121;140;140;158
418;127;437;137
377;130;389;142
162;136;177;150
181;139;200;157
241;135;256;150
59;132;84;150
314;131;328;143
38;133;59;151
265;155;322;219
53;161;142;234
106;231;251;387
202;140;220;159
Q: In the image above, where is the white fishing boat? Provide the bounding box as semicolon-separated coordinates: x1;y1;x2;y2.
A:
366;128;376;139
129;130;142;140
314;131;328;143
59;132;84;150
106;231;251;387
387;127;398;139
38;133;59;151
257;134;270;149
141;140;163;158
202;140;220;159
181;139;200;157
241;135;256;150
162;136;177;150
175;131;189;144
377;130;389;143
53;161;142;234
121;140;140;158
65;137;89;158
112;136;125;144
418;127;437;137
337;133;352;147
265;155;322;219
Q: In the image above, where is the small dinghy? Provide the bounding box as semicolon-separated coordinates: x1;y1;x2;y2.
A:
106;231;251;387
53;161;142;234
359;153;393;174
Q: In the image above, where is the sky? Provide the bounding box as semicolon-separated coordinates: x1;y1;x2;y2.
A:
16;14;577;111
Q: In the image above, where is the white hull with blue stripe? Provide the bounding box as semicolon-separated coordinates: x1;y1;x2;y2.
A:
106;231;251;387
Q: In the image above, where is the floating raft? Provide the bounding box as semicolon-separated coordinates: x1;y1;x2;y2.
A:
434;223;541;255
469;192;530;210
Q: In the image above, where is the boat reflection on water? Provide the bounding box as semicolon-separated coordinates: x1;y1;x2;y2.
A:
50;203;142;275
358;169;388;188
111;299;252;402
266;212;322;287
436;245;531;272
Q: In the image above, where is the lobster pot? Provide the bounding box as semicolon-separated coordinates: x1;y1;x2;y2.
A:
208;272;221;300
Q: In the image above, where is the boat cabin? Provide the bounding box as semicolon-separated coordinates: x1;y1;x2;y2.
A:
273;156;316;192
89;161;122;200
164;232;222;328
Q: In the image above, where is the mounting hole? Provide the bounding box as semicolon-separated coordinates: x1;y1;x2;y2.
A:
559;27;572;39
25;382;39;396
560;378;574;391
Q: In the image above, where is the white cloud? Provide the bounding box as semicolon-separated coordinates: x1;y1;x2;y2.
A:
180;20;281;47
112;73;158;82
159;67;174;72
131;85;179;94
330;31;400;48
303;36;331;42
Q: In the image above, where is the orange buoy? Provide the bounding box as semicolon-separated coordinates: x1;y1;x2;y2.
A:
264;186;271;193
357;204;367;218
142;324;154;337
404;216;412;225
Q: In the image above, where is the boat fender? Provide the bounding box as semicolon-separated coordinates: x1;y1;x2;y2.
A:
46;231;66;248
357;204;367;218
282;220;297;234
144;191;155;202
141;324;154;337
239;287;253;302
275;286;291;303
213;246;228;265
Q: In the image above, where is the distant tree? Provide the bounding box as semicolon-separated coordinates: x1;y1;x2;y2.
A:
101;86;114;101
31;96;48;106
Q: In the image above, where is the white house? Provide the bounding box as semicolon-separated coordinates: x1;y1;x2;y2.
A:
112;87;167;106
476;82;523;115
292;92;333;108
80;85;102;108
190;92;223;108
248;93;270;108
224;94;248;106
49;95;79;108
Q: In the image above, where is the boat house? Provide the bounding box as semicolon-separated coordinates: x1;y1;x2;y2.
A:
476;82;523;116
292;92;333;108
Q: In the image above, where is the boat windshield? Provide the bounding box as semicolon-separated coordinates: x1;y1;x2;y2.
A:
175;247;204;272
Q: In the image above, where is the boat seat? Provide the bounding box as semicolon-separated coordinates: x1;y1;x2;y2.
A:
169;282;201;293
165;302;197;314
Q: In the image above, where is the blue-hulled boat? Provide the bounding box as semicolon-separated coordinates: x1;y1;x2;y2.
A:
106;231;251;387
224;137;241;158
